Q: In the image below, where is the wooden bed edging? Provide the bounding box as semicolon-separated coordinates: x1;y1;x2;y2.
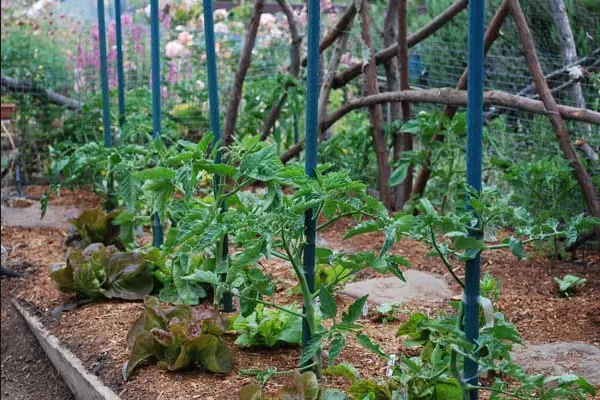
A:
11;299;121;400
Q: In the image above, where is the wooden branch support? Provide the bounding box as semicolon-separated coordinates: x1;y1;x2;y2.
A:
280;138;305;163
260;0;302;141
549;0;587;109
320;88;600;131
412;0;510;197
280;87;600;164
318;26;352;138
484;55;600;122
359;0;392;209
575;140;599;162
396;0;413;209
222;0;264;146
508;0;600;239
301;3;357;67
1;76;84;111
382;0;402;208
332;0;468;89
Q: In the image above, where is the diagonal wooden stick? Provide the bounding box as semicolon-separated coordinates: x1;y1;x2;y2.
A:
507;0;600;225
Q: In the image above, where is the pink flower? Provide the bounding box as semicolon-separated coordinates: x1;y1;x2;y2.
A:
121;13;132;27
177;31;194;46
161;13;171;29
167;61;179;85
165;40;190;58
135;43;144;55
132;25;143;42
92;25;99;41
108;21;117;43
76;44;85;69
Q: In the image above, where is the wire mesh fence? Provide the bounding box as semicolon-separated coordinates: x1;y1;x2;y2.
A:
1;0;598;179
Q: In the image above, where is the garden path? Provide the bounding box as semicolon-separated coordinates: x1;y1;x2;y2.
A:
512;342;600;386
340;270;455;305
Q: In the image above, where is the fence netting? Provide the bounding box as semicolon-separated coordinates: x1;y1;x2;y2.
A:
1;0;598;182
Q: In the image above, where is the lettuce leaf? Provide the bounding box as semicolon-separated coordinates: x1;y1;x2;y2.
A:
124;296;233;380
232;304;302;348
50;243;153;301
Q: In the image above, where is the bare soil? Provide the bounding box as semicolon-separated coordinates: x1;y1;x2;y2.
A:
1;186;599;400
0;295;74;400
1;250;73;400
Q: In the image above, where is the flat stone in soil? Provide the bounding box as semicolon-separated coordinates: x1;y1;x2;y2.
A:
0;205;79;229
512;342;600;386
340;270;454;305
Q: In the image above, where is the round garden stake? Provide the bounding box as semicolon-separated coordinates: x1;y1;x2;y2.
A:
202;0;232;312
98;0;117;210
115;0;126;127
149;0;164;247
464;0;485;398
302;0;320;369
97;0;112;148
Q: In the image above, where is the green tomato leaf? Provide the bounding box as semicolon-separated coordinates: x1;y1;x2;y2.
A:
323;362;359;382
343;220;382;240
182;270;220;285
319;286;338;320
134;167;176;181
453;236;486;251
356;332;388;360
342;295;368;324
327;334;346;367
389;162;410;186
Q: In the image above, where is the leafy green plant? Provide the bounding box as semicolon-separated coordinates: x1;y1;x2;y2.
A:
66;208;125;250
50;243;153;300
502;156;589;257
232;304;303;348
554;274;587;297
480;272;501;303
143;248;218;306
319;112;376;187
393;192;597;398
411;189;599;280
350;288;596;399
129;136;411;374
240;371;320;400
287;262;354;296
239;370;351;400
372;303;402;324
123;296;233;380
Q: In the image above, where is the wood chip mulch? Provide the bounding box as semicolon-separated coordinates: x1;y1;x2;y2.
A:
1;187;598;399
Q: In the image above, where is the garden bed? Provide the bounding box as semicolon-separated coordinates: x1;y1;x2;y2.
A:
2;187;599;399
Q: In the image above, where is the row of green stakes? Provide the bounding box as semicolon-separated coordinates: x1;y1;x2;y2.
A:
94;2;486;396
94;0;308;315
